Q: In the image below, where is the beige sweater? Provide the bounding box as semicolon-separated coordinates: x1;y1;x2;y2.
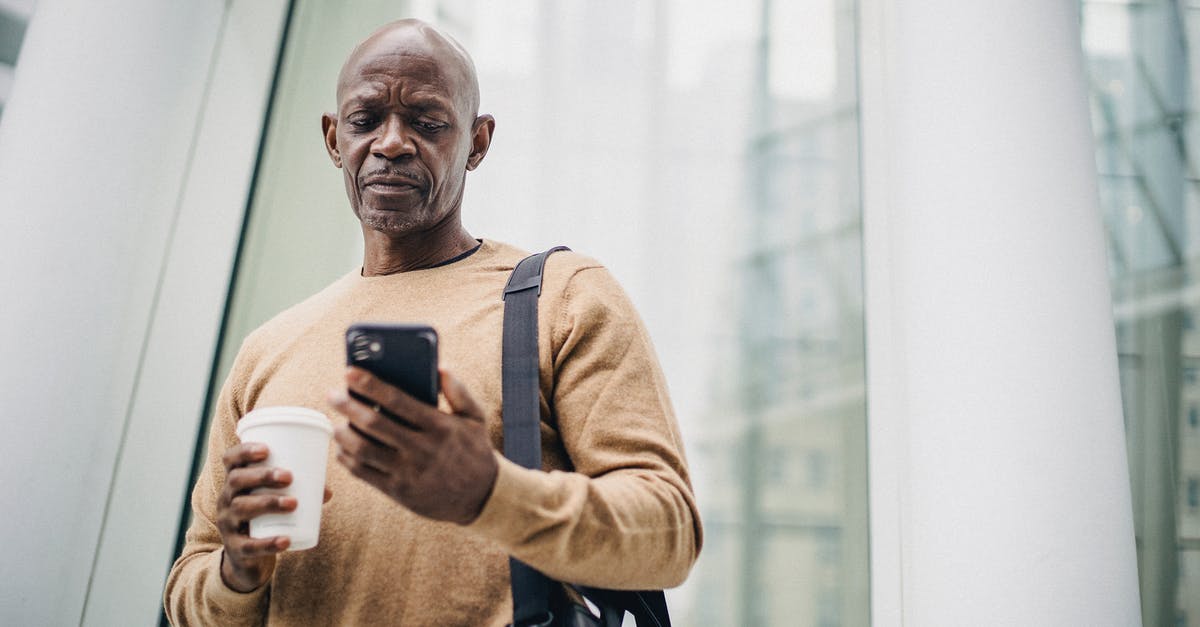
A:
163;240;701;626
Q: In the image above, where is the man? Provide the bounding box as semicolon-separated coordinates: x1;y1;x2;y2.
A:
165;19;700;626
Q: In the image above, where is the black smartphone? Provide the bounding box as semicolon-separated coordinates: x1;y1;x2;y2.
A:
345;323;439;406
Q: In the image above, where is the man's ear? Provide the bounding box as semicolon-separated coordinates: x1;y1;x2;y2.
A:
466;114;495;171
321;112;341;168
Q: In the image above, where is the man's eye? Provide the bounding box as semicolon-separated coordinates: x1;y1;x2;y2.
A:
348;116;377;129
415;120;446;133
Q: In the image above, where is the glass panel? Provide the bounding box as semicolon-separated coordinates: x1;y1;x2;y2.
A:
203;1;868;624
672;4;867;624
1083;2;1200;625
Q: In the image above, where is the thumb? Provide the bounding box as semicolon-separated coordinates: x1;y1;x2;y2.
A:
440;369;485;422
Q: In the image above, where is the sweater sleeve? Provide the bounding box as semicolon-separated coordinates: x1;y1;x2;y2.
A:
163;350;270;626
466;266;702;589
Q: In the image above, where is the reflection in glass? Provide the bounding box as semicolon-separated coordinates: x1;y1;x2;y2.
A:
682;0;868;624
1083;2;1200;625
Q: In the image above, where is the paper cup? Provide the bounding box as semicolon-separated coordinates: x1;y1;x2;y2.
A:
235;406;333;550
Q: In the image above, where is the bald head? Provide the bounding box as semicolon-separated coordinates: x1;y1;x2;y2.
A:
337;19;480;120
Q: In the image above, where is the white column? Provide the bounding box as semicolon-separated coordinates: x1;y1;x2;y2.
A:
0;1;283;624
860;1;1142;626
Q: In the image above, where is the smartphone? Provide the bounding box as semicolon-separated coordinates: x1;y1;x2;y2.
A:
345;323;439;406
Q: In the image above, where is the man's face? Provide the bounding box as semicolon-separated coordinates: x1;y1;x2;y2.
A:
324;34;486;235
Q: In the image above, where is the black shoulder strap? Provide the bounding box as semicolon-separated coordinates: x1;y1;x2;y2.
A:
501;246;569;470
501;246;671;627
502;246;569;627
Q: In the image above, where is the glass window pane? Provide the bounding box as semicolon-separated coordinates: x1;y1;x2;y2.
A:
1084;2;1200;625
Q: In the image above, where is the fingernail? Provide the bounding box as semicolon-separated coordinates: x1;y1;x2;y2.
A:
249;444;267;454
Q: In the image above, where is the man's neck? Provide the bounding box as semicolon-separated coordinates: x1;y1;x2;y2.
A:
360;219;478;276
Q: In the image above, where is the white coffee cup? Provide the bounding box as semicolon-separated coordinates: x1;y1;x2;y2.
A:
235;406;333;551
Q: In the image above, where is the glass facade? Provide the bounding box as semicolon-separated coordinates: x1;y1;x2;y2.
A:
1083;2;1200;625
688;0;868;624
204;1;869;625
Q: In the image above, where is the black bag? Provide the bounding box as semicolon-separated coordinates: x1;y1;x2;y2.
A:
501;247;672;627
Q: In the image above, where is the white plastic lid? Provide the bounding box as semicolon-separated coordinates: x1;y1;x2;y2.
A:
236;406;332;437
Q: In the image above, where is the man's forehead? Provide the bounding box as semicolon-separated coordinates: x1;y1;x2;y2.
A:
340;76;456;111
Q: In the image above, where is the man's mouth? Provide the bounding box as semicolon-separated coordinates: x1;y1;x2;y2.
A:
364;180;421;191
362;171;425;194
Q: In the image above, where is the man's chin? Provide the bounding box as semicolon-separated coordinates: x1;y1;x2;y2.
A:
357;206;431;235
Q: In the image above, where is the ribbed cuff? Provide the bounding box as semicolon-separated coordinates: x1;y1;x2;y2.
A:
464;452;547;546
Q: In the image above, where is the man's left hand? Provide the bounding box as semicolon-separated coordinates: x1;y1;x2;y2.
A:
328;367;498;525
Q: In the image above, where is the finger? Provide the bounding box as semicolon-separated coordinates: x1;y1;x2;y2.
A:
439;369;485;422
336;449;396;489
333;423;403;471
226;467;292;495
222;442;269;470
230;535;290;559
219;466;285;509
229;494;298;521
216;493;295;537
216;509;241;535
329;389;408;449
331;387;442;459
345;367;444;432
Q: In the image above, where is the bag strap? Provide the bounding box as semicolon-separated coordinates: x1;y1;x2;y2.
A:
502;246;570;627
577;586;671;627
501;246;672;627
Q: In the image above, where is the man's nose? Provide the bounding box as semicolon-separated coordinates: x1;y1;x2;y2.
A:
371;117;416;160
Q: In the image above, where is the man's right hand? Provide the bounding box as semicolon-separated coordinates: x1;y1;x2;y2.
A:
216;442;296;592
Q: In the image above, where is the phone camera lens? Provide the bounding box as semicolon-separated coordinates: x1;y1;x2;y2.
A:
349;332;383;362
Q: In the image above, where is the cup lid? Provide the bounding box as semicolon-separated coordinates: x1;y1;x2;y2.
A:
236;406;332;437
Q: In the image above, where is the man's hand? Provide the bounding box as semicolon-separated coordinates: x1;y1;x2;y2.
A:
328;367;498;525
216;443;296;592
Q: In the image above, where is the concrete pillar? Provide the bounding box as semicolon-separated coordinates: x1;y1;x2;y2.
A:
859;1;1143;625
0;0;284;624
